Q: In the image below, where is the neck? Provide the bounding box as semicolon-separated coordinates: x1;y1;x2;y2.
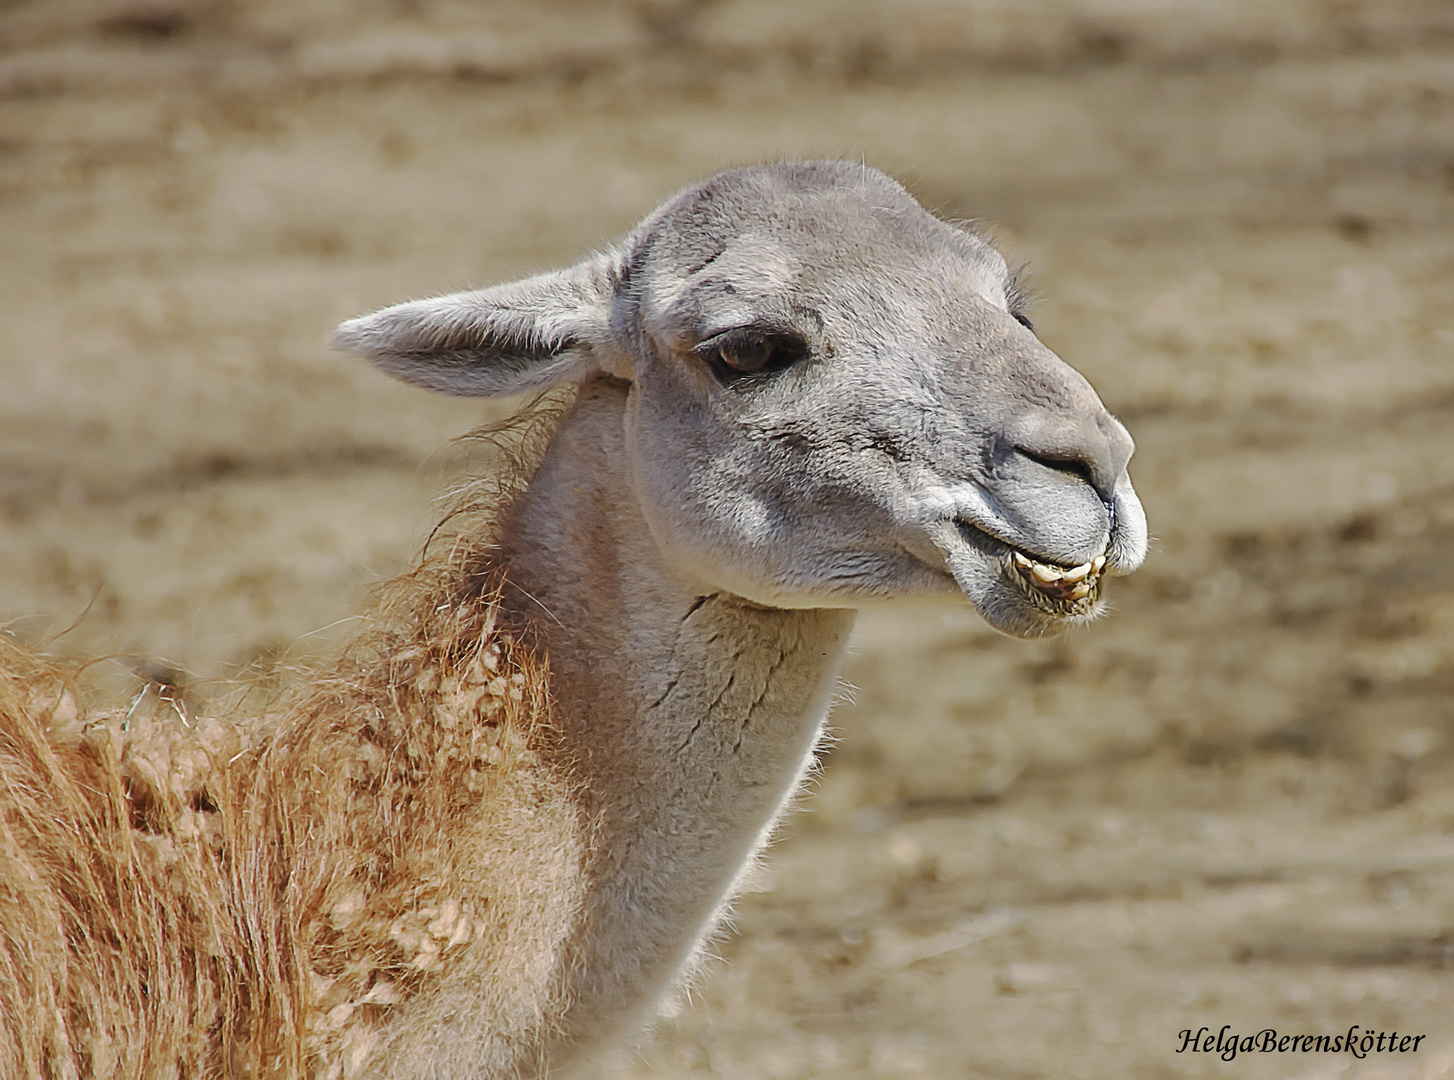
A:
500;378;854;1057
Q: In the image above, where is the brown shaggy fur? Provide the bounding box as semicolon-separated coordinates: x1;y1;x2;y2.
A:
0;401;586;1079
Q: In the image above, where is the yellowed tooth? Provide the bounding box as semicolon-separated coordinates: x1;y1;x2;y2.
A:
1062;562;1091;583
1092;555;1106;574
1013;551;1031;568
1031;563;1061;583
1069;582;1092;600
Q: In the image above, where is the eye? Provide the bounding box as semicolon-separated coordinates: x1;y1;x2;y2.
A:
695;327;806;381
1012;311;1035;332
718;338;776;374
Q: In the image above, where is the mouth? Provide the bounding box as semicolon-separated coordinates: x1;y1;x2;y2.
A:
1006;547;1107;609
941;518;1111;632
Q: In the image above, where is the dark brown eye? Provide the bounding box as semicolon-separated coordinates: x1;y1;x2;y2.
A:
717;339;776;374
1012;311;1035;332
695;326;806;382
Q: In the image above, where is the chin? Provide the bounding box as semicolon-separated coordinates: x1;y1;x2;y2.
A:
970;581;1108;638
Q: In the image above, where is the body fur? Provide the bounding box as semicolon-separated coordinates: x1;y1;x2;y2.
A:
1;442;578;1078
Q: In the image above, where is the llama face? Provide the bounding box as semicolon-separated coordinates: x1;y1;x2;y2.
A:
337;162;1146;637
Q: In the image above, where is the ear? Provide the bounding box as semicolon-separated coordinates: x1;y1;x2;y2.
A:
334;251;621;397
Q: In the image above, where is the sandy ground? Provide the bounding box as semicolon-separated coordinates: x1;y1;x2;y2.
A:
4;1;1454;1076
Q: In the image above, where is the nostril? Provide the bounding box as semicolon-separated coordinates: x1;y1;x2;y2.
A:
1020;448;1096;490
1006;409;1133;505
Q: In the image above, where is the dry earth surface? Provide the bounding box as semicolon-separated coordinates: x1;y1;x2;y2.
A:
4;1;1454;1077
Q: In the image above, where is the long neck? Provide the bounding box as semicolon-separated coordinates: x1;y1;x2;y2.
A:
499;378;854;1056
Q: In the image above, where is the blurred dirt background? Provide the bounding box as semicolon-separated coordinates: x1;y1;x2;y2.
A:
4;0;1454;1076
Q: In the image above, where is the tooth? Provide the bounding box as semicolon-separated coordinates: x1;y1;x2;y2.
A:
1062;562;1091;583
1031;563;1061;583
1069;582;1092;600
1013;551;1030;568
1092;555;1106;574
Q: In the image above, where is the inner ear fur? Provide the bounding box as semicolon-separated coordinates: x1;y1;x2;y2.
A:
335;252;620;398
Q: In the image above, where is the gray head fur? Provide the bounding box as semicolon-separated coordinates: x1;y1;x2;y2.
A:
337;161;1147;637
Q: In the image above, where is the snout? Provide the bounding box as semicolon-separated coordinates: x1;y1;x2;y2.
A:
946;409;1139;569
991;405;1141;565
923;343;1148;637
